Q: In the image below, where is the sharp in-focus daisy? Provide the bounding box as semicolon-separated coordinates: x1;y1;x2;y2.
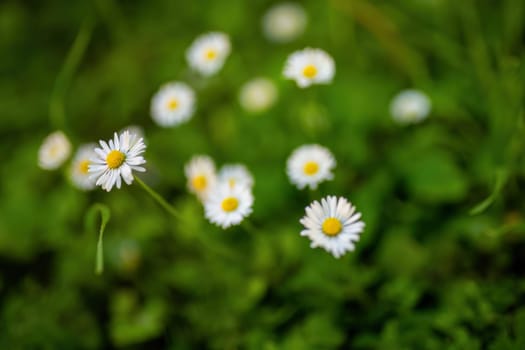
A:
186;32;231;76
239;77;278;113
70;144;97;191
300;196;365;258
390;89;431;124
262;2;307;43
287;144;336;190
151;82;196;127
185;155;217;201
205;183;254;229
283;48;335;88
88;131;146;192
38;130;71;170
219;164;254;189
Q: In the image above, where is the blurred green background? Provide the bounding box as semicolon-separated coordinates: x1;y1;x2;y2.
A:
1;0;525;348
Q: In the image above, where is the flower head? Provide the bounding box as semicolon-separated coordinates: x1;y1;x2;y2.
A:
219;164;254;189
151;82;196;127
38;131;71;170
70;144;97;191
120;125;146;143
185;155;217;201
205;183;254;229
262;2;307;43
287;144;336;190
284;48;335;88
88;131;146;192
186;32;231;76
300;196;365;258
390;89;431;124
239;77;278;113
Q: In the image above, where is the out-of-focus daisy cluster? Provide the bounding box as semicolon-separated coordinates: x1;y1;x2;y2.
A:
185;156;255;229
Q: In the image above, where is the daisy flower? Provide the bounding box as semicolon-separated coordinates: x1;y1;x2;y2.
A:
185;155;217;201
186;32;231;76
390;89;431;124
38;130;71;170
70;144;97;191
287;144;336;190
120;125;146;143
219;164;254;189
205;183;254;229
283;48;335;88
151;82;196;127
262;2;307;43
300;196;365;258
239;77;278;113
88;131;146;192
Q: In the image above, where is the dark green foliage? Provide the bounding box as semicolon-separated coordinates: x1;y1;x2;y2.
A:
0;0;524;348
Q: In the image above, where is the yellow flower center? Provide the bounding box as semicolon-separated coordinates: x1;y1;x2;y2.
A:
322;218;343;236
205;49;217;60
79;160;90;174
192;175;207;191
106;150;125;169
303;161;319;176
303;64;317;78
221;197;239;212
49;145;59;156
167;98;179;110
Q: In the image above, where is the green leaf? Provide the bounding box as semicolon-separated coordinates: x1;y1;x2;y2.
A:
85;203;111;275
401;151;468;202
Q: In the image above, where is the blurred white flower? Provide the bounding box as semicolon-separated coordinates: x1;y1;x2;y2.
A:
205;183;254;229
219;164;254;189
185;155;217;201
186;32;231;76
262;2;307;43
300;196;365;258
70;144;97;191
287;144;336;190
390;89;431;124
120;125;146;144
38;130;71;170
151;82;196;127
239;77;278;113
283;48;335;88
89;131;146;192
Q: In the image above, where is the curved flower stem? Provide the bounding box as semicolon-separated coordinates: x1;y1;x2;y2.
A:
49;16;94;131
134;176;180;219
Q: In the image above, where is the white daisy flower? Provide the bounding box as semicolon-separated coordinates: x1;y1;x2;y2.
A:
390;89;431;124
88;131;146;192
300;196;365;258
219;164;254;189
239;77;278;113
186;32;231;76
70;144;97;191
287;144;336;190
120;125;146;143
38;130;71;170
185;155;217;201
262;2;307;43
205;183;254;229
151;82;196;127
283;48;335;88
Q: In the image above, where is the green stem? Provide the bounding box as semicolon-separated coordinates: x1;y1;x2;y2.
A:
134;176;180;218
49;16;94;130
